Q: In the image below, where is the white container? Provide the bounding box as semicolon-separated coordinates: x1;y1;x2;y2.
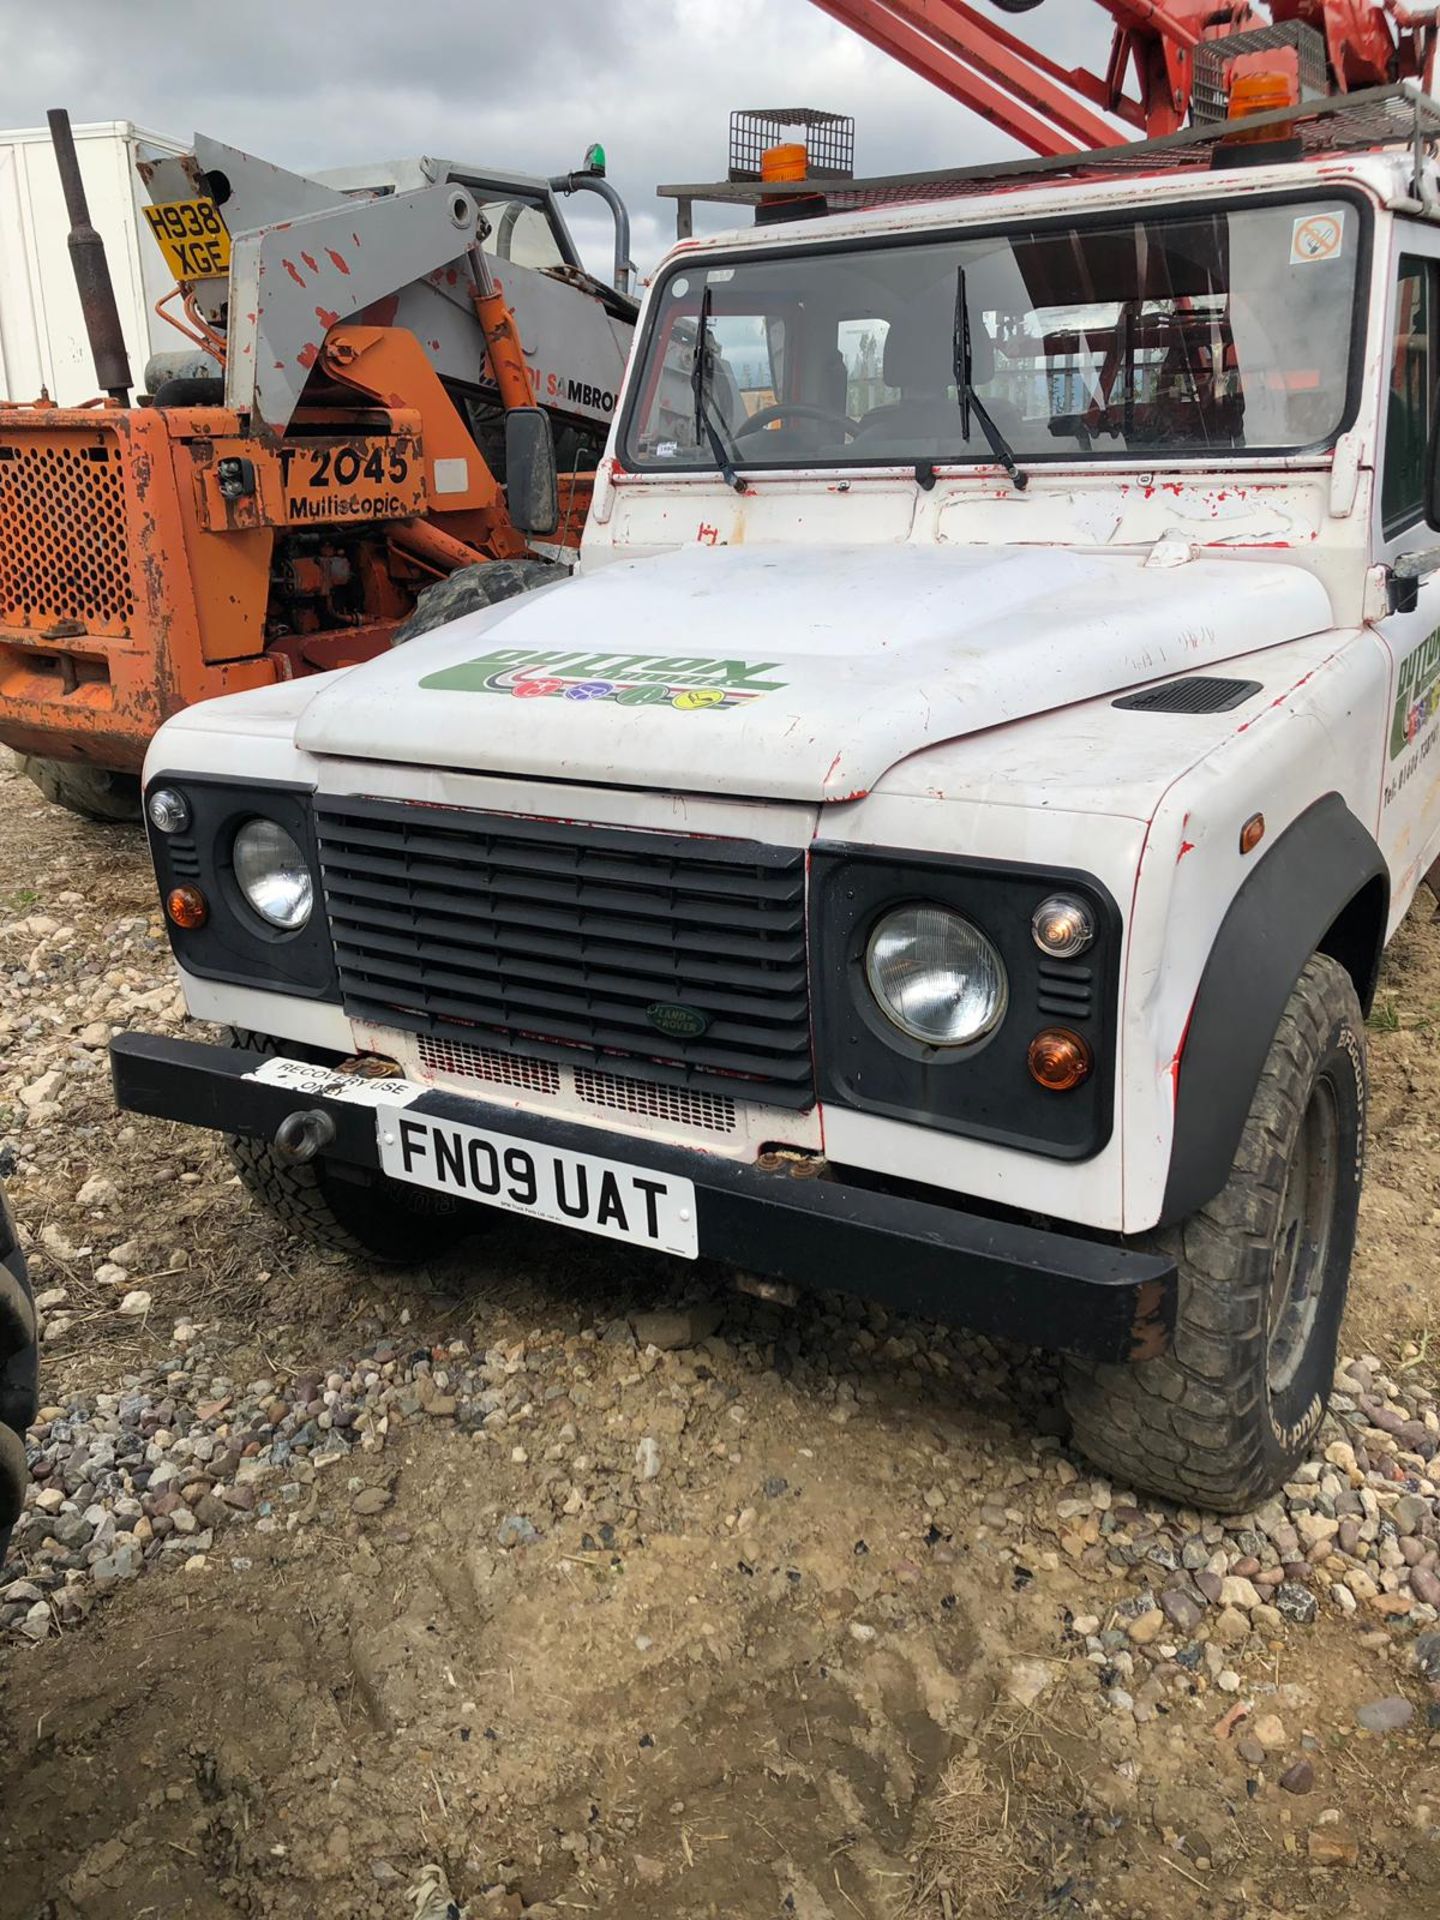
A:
0;119;186;406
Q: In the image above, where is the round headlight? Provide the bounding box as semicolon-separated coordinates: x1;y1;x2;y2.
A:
147;786;191;834
1032;893;1094;959
233;819;313;930
865;906;1008;1047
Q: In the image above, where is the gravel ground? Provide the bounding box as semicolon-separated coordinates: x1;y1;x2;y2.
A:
2;752;1440;1918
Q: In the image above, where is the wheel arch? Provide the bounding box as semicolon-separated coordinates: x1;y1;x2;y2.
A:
1315;869;1388;1017
1159;792;1386;1227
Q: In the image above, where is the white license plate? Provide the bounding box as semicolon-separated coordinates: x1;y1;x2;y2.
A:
377;1109;699;1258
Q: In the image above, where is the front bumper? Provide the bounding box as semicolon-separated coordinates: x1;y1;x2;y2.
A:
110;1031;1176;1365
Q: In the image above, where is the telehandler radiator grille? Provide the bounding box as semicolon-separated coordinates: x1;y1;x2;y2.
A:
0;434;136;636
317;797;815;1109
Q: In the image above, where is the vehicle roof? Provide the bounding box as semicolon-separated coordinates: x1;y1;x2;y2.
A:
666;148;1430;265
660;83;1440;263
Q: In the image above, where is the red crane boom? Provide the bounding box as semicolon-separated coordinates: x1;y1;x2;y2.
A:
809;0;1439;157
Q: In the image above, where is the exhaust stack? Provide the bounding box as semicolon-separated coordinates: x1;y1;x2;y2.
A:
47;108;133;404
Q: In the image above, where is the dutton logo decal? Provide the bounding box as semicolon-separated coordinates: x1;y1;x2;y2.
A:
1390;626;1440;759
419;648;788;712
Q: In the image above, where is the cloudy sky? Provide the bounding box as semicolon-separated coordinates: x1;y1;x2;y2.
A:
0;0;1115;277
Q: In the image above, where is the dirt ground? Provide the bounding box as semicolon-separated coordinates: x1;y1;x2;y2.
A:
3;753;1440;1919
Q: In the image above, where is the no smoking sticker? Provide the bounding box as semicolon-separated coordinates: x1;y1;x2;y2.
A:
1291;211;1345;266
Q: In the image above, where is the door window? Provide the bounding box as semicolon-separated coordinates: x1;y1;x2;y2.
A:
1382;256;1436;537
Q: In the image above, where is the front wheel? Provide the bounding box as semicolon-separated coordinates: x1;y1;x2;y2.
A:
1064;954;1364;1512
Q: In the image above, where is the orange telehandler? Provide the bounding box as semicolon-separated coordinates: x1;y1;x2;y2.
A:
0;112;637;818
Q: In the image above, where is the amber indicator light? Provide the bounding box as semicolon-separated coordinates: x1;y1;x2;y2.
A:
1240;812;1266;855
1027;1027;1092;1092
166;885;208;930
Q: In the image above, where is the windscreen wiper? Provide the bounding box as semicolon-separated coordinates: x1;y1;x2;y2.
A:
692;285;749;494
954;266;1028;493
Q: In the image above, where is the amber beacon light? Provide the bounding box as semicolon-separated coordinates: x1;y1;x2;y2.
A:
760;142;809;183
1224;68;1298;142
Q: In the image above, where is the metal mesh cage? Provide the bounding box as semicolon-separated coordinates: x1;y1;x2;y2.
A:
1193;21;1330;122
729;108;855;181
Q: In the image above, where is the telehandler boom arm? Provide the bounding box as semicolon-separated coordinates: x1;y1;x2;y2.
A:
810;0;1440;156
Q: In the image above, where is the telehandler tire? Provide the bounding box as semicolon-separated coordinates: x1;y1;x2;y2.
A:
388;557;567;647
225;1031;474;1264
20;756;142;824
1063;955;1364;1513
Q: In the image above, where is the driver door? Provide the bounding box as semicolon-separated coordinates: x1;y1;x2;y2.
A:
1372;236;1440;912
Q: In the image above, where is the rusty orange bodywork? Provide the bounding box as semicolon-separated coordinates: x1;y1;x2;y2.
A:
0;403;282;771
0;322;590;775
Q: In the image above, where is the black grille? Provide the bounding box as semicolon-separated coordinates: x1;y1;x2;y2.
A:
315;797;814;1108
1113;677;1261;715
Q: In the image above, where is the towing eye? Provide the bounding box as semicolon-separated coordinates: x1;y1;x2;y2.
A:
273;1109;337;1165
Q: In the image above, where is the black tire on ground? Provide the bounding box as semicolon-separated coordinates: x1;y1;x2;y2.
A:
20;756;142;823
1063;954;1365;1513
0;1423;26;1533
0;1232;37;1567
0;1264;35;1357
388;557;566;647
0;1329;38;1445
225;1030;475;1264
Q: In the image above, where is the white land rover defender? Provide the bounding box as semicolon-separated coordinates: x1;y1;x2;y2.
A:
114;89;1440;1509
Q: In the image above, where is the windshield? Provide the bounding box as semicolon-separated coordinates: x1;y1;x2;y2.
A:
623;196;1363;471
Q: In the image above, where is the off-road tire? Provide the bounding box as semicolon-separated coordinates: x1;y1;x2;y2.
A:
0;1222;38;1565
389;557;566;647
0;1250;38;1444
225;1031;473;1264
1063;955;1365;1512
0;1423;27;1539
20;756;142;824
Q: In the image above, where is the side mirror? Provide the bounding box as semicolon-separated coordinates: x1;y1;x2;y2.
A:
505;407;559;536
